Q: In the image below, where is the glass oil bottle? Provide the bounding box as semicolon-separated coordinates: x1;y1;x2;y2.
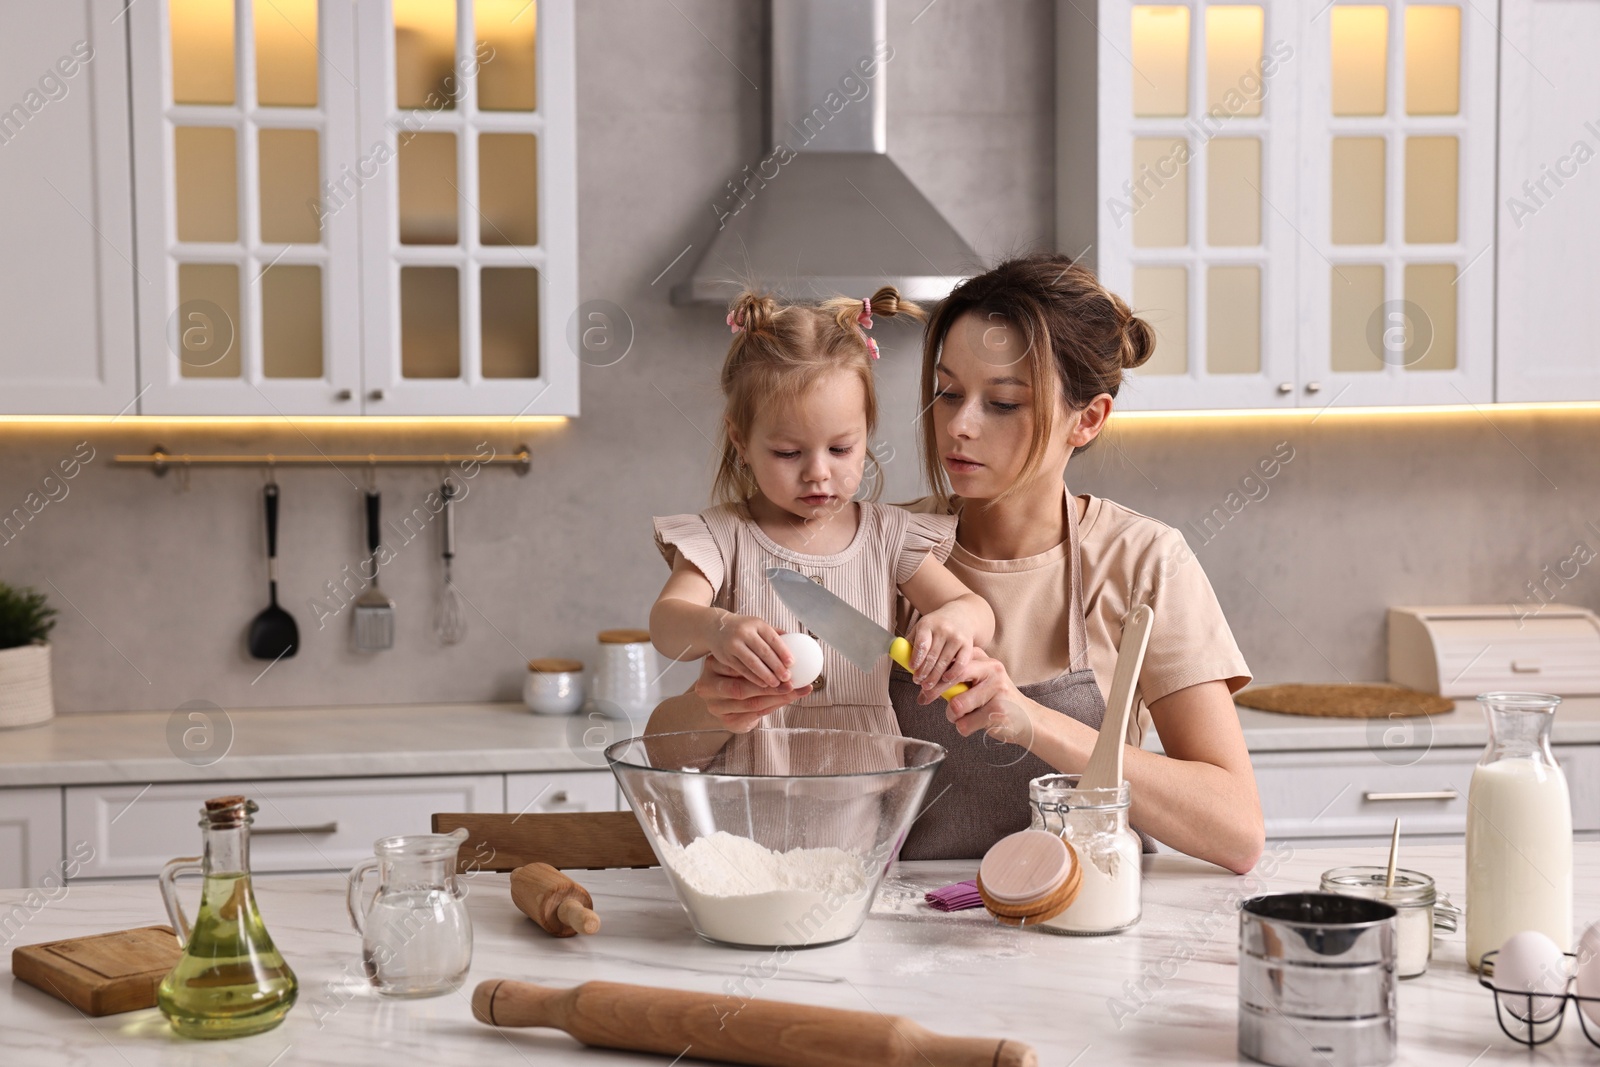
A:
157;795;298;1038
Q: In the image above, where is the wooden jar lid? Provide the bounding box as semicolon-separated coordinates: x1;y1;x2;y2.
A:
976;830;1082;927
528;658;584;673
597;629;651;645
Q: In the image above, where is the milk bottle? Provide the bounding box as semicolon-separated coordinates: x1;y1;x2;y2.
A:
1465;692;1572;971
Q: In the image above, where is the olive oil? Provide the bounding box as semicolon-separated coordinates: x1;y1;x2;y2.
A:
157;797;297;1038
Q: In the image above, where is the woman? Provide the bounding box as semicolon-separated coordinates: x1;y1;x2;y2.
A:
649;254;1264;875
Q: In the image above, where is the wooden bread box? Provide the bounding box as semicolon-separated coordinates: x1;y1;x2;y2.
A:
1387;604;1600;697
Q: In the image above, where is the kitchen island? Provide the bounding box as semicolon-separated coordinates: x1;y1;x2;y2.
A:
4;843;1597;1065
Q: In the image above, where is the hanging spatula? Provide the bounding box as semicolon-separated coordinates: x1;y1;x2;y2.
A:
353;489;395;651
1079;604;1153;792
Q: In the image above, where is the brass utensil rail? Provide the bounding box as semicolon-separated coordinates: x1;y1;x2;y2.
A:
115;446;532;476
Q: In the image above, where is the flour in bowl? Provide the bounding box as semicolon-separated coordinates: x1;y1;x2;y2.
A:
660;831;872;946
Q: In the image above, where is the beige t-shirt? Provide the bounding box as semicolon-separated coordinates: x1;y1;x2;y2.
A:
901;487;1250;746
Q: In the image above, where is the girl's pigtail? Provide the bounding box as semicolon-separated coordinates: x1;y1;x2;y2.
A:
727;291;777;337
865;285;927;323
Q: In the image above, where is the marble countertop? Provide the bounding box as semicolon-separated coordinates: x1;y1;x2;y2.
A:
1209;696;1600;753
0;703;603;787
3;695;1599;790
3;842;1597;1065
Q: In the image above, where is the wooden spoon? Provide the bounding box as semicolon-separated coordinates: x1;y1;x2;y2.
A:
1079;604;1153;792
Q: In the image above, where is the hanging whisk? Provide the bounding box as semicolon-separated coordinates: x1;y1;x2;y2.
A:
436;481;468;645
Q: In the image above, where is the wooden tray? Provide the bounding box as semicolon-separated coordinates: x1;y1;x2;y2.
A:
1234;683;1454;719
13;925;180;1016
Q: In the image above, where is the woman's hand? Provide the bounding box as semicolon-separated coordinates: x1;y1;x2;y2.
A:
906;607;977;691
937;648;1035;746
693;655;812;733
704;612;793;689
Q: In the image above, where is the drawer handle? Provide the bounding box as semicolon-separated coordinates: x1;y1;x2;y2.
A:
549;791;569;804
253;821;339;836
1363;790;1459;802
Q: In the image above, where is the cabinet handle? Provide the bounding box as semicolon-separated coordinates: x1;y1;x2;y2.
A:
368;389;385;402
253;821;340;836
549;791;569;804
1277;382;1293;395
335;388;353;401
1305;381;1323;394
1362;790;1458;802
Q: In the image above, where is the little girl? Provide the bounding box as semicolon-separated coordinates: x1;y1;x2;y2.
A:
650;287;994;736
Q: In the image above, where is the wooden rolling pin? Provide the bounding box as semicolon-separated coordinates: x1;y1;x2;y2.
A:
472;978;1037;1067
509;862;601;937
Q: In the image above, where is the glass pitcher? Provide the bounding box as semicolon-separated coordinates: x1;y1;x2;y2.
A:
346;827;472;997
157;796;298;1039
1465;692;1573;970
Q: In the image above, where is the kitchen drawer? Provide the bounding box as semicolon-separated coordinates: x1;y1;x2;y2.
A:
505;771;619;816
1253;745;1600;841
65;775;503;880
0;787;64;890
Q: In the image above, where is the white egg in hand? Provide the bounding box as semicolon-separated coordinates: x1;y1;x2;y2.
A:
1577;922;1600;1028
1493;930;1569;1023
780;633;824;689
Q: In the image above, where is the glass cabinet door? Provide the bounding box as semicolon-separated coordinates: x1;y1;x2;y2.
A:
1100;2;1299;411
1296;0;1494;406
134;0;364;414
357;0;577;416
1088;0;1495;410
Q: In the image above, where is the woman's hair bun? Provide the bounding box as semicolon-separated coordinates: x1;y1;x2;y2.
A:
1121;313;1155;370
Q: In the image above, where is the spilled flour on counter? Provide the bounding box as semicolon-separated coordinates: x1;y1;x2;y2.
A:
660;831;871;946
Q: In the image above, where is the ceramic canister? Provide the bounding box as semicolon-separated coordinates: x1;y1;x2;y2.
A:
590;629;659;720
524;658;586;715
1239;892;1398;1067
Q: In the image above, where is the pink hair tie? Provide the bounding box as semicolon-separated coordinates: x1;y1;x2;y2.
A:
726;311;742;334
865;337;880;360
857;297;873;330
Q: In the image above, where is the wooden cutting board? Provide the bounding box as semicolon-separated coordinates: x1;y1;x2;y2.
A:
13;925;181;1016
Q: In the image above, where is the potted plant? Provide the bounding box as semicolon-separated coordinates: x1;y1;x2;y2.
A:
0;582;57;728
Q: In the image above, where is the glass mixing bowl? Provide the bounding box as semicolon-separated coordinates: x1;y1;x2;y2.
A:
606;728;945;949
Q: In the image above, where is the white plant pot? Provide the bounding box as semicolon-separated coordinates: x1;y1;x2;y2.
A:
0;642;54;728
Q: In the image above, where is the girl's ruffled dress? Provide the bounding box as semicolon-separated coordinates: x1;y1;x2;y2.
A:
652;501;956;736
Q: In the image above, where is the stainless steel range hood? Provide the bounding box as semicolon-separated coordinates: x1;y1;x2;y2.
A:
671;0;977;305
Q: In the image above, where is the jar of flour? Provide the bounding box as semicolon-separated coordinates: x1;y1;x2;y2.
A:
1028;774;1142;935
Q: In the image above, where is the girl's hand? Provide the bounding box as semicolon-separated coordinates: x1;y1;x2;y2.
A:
907;608;977;692
705;612;793;688
694;656;812;733
939;648;1035;748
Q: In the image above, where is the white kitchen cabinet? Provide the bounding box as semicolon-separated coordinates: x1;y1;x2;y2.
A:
506;771;621;815
123;0;578;417
354;0;579;417
0;0;138;415
1495;0;1600;402
1253;743;1600;845
65;774;503;880
0;787;63;891
1064;1;1495;410
1293;0;1496;407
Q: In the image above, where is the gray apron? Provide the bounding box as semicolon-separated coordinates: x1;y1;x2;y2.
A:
892;494;1150;860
